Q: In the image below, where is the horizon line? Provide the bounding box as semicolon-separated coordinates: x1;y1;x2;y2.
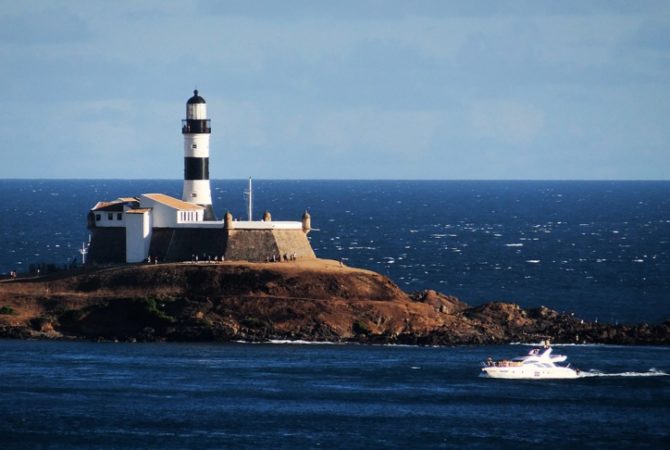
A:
1;178;669;183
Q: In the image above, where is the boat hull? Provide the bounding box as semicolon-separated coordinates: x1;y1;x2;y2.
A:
482;366;579;380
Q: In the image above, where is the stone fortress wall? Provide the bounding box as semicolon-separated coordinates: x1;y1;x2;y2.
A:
88;212;315;264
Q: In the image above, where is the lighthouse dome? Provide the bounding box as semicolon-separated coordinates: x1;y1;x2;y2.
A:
185;89;208;120
187;90;206;104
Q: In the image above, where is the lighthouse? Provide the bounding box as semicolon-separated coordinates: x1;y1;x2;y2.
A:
86;88;317;265
182;89;215;220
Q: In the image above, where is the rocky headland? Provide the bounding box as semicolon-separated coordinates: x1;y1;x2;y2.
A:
0;260;668;345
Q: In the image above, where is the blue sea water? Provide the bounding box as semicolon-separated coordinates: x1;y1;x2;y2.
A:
0;340;668;449
1;180;669;448
0;179;668;323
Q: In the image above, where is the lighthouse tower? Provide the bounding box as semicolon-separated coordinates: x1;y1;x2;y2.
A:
182;89;215;220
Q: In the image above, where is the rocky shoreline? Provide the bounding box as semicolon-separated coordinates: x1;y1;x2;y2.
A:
1;260;668;345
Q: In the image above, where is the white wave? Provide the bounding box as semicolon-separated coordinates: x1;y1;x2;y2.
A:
511;342;606;348
505;243;523;247
579;369;668;378
231;339;342;346
525;260;541;264
267;340;340;345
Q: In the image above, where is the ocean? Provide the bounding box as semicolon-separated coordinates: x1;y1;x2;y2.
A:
0;179;668;323
0;340;667;449
0;180;669;448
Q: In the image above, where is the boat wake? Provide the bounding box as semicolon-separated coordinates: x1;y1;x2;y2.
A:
267;339;339;345
579;368;668;378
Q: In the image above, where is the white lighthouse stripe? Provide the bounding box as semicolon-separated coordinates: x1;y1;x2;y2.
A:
183;134;210;158
182;180;213;206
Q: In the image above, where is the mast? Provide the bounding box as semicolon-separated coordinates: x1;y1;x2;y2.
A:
79;241;89;265
247;176;253;221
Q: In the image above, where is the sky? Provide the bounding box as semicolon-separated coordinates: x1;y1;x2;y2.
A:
1;0;669;180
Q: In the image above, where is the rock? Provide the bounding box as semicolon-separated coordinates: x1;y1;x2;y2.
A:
411;290;469;314
0;260;668;345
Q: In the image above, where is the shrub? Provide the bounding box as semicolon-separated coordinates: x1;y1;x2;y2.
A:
241;317;266;329
0;305;15;315
60;309;84;323
142;297;176;323
353;320;370;335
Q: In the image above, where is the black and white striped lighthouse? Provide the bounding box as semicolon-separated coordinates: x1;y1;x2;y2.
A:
182;90;215;220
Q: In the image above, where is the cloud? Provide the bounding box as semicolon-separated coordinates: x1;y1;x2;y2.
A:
215;102;444;157
200;0;668;20
0;1;668;179
0;9;91;44
309;108;442;157
469;100;545;145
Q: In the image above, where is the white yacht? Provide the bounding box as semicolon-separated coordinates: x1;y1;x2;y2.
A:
481;343;580;380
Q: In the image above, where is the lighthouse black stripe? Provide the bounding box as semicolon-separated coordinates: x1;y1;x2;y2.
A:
184;157;209;180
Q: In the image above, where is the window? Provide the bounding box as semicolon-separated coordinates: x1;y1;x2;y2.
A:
95;214;101;221
108;213;113;220
117;213;122;220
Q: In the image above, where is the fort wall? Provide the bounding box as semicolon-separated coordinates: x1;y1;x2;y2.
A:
89;226;315;264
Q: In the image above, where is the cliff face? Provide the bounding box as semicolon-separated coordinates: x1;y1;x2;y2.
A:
0;260;668;345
